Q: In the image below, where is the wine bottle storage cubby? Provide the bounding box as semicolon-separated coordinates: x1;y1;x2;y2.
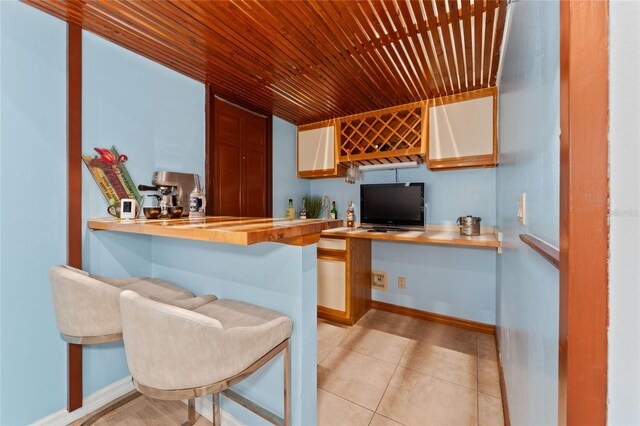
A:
338;101;427;166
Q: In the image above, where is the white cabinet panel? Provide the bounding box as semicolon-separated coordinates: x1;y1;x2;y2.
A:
318;237;346;250
298;125;335;171
318;258;346;312
427;88;497;170
297;122;345;178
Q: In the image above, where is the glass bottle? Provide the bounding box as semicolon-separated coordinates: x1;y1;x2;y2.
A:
300;197;307;220
330;201;338;220
346;201;355;227
286;199;295;219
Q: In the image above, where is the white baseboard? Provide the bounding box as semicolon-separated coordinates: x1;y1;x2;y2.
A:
32;376;135;426
32;376;243;426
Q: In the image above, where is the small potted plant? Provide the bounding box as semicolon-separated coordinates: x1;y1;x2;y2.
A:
299;195;328;219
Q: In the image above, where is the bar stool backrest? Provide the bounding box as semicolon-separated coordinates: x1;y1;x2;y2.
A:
49;265;123;338
119;290;291;391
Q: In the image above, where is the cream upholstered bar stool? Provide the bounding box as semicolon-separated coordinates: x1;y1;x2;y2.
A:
49;265;214;424
119;289;292;426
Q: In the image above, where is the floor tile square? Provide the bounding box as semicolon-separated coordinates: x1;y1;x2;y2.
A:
318;347;397;410
478;392;504;426
317;389;374;426
340;325;411;364
356;309;419;338
478;355;502;398
377;367;478;426
369;413;404;426
318;319;351;345
400;340;478;389
411;320;478;355
318;339;336;365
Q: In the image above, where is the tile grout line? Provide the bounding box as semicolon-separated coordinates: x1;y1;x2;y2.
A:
369;339;410;425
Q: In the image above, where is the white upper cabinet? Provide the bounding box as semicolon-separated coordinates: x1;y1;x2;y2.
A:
427;87;498;170
297;121;345;178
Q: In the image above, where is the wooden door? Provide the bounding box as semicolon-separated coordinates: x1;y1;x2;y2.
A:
212;97;271;217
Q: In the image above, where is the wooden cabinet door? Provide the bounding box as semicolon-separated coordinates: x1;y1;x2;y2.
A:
212;98;271;217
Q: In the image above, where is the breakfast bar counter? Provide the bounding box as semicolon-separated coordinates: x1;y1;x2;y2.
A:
86;215;337;424
88;216;343;246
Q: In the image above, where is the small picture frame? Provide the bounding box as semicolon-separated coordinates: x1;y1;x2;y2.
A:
120;198;137;220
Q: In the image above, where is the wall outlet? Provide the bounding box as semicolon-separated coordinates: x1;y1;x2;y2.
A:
371;270;388;291
398;276;406;289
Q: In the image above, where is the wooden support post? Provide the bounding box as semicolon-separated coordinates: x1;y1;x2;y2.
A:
67;22;83;412
558;1;609;424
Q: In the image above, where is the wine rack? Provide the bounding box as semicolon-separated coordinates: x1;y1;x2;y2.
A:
339;101;427;166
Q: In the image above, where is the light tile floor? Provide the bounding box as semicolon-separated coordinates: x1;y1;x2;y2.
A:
317;309;505;426
76;308;505;425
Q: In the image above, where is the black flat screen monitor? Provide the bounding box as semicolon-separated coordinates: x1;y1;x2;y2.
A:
360;183;425;229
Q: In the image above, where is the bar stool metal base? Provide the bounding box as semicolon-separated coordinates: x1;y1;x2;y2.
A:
136;339;291;426
79;390;141;426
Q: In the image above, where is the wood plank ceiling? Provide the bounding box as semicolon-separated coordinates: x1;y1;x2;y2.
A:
24;0;508;125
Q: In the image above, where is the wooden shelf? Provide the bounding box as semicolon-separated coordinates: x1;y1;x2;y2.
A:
88;216;343;246
322;227;501;249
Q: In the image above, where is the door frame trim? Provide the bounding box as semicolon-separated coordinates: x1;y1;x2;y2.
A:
558;1;609;424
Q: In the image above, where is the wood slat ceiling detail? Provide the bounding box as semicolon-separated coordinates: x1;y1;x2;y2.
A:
24;0;508;125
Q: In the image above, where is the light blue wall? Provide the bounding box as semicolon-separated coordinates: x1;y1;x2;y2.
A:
0;2;68;423
272;117;310;217
81;30;205;395
495;1;560;424
608;1;640;423
309;163;497;324
152;239;318;425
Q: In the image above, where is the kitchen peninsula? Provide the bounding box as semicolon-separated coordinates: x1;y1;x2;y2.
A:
88;215;342;425
88;216;342;246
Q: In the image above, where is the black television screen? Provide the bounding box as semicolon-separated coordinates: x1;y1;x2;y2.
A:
360;183;425;229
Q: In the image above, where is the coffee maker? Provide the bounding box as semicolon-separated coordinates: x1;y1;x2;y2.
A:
138;171;201;217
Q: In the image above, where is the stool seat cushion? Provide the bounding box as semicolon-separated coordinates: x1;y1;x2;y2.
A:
50;265;194;339
193;299;285;329
120;291;292;391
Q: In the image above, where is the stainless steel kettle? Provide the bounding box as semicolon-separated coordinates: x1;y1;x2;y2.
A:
457;216;481;236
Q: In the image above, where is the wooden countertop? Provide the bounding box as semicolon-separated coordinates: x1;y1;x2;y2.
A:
322;226;502;249
88;216;344;246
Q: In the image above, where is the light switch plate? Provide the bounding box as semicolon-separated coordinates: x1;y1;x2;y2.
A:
517;193;527;225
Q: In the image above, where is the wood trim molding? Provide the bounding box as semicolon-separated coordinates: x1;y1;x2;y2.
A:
559;1;609;424
519;234;559;269
495;333;511;426
265;114;273;217
370;300;495;335
317;248;347;262
427;154;497;171
428;86;497;107
205;84;215;216
317;307;351;326
67;22;83;413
